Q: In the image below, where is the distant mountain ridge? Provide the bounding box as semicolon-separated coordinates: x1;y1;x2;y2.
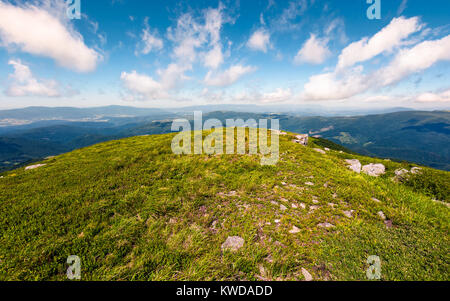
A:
0;107;448;171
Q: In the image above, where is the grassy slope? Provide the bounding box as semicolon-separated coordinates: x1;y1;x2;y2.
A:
0;130;448;281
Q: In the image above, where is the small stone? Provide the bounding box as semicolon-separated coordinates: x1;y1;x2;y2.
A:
324;148;330;151
289;226;301;234
318;222;335;228
410;167;422;174
271;201;279;206
345;159;361;173
362;164;386;177
299;203;306;209
221;236;245;252
328;203;336;208
281;181;287;186
309;205;319;211
294;134;309;146
305;182;314;186
312;199;319;204
332;193;338;199
314;148;326;154
343;210;354;218
301;268;313;281
291;203;298;209
371;197;381;203
25;164;46;170
274;219;281;224
280;204;288;211
377;211;387;220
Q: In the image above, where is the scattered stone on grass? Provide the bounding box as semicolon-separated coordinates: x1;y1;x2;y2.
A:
318;222;335;228
25;164;46;170
301;268;313;281
362;164;385;177
345;159;361;173
221;236;244;252
314;148;326;154
289;226;301;234
377;211;387;220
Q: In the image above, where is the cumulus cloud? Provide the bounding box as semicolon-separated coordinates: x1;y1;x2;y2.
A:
122;5;233;101
294;34;330;64
378;35;450;86
302;67;369;100
336;17;422;70
247;29;271;53
302;34;450;100
203;64;256;87
120;71;166;100
416;89;450;103
0;1;101;72
5;60;60;97
300;14;450;101
120;63;191;101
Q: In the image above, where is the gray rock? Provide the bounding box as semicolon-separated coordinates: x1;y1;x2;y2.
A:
343;210;354;218
362;164;385;177
371;197;382;203
293;134;309;146
301;268;313;281
305;182;314;186
280;204;288;211
377;211;387;220
289;226;301;234
299;203;306;209
318;222;335;228
221;236;245;252
345;159;361;173
410;167;422;174
314;148;326;154
25;164;46;170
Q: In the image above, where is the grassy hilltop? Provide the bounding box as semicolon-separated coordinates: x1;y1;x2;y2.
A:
0;130;448;281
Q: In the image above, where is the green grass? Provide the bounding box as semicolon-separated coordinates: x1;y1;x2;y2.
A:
0;129;448;281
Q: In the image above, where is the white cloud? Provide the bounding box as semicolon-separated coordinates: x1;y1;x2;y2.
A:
259;88;292;103
138;28;163;55
204;65;256;87
247;29;271;53
416;89;450;103
336;17;422;70
120;71;167;100
294;34;330;64
302;34;450;101
0;1;101;72
302;67;369;100
120;63;190;101
5;60;60;97
378;35;450;86
204;44;224;69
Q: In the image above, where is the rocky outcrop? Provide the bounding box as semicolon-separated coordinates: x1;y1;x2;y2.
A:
345;159;361;173
293;134;308;146
393;167;422;182
362;164;385;177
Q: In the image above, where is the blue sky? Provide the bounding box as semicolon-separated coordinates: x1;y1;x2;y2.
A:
0;0;449;109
